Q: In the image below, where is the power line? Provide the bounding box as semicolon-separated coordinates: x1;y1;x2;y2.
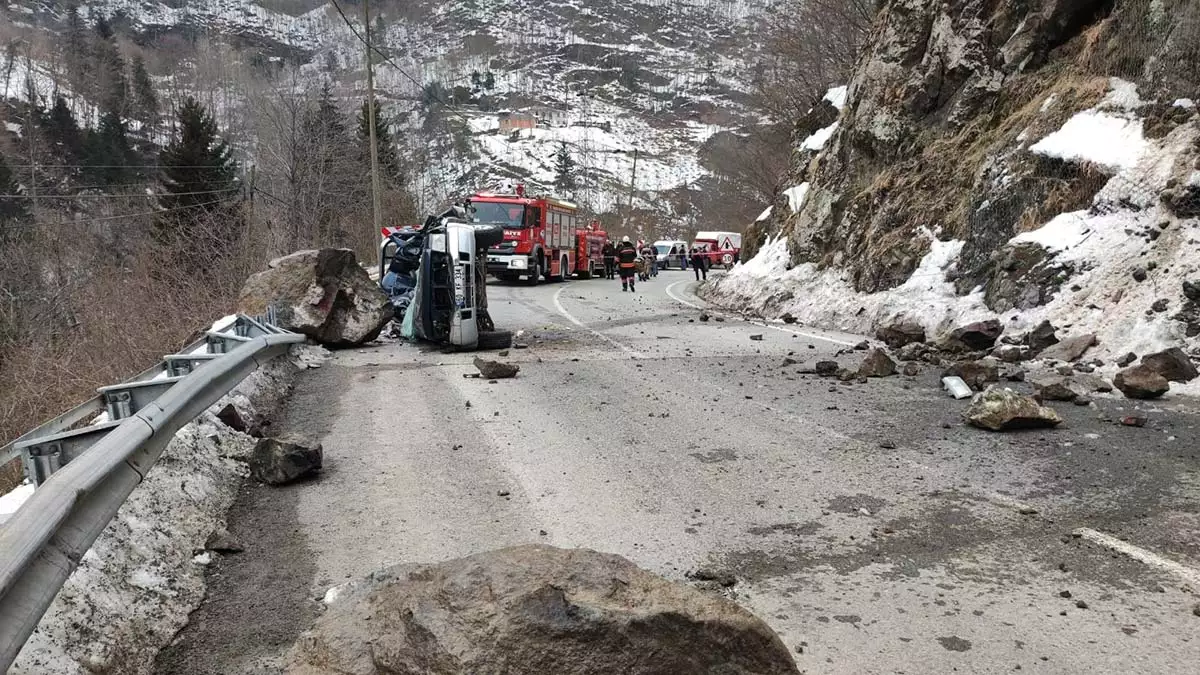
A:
7;197;241;229
327;0;476;127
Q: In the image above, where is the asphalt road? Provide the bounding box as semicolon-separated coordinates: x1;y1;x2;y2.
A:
158;269;1200;674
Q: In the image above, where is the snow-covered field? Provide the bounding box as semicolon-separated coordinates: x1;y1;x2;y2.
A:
709;79;1200;366
8;345;327;675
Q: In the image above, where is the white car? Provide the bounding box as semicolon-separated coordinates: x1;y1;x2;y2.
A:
653;240;688;269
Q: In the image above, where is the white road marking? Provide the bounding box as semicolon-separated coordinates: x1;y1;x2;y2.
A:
1072;527;1200;587
665;279;858;347
552;285;644;358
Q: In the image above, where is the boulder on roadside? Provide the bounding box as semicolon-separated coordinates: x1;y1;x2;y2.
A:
205;529;245;554
815;360;839;377
992;344;1030;363
1116;352;1138;367
1025;320;1059;354
286;545;799;675
876;319;926;349
895;342;929;362
1038;333;1097;363
858;348;897;377
943;359;1000;391
1114;364;1171;399
215;402;259;437
1140;347;1199;383
1032;377;1081;402
474;357;519;379
963;387;1063;431
945;319;1002;351
238;249;393;347
250;435;323;485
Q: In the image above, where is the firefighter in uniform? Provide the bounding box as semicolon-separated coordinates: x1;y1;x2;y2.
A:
616;236;638;292
602;240;617;279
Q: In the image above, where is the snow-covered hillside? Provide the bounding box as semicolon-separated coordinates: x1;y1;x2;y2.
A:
5;0;772;224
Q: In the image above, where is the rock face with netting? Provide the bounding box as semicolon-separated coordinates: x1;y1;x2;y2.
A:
238;249;393;347
285;545;799;675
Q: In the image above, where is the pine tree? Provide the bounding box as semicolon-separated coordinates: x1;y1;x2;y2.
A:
44;96;83;159
0;151;30;225
158;96;239;233
553;142;577;193
64;5;92;97
358;97;402;182
130;54;159;127
84;110;135;185
92;18;127;118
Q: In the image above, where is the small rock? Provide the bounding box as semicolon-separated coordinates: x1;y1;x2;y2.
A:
879;440;897;449
250;435;323;486
1072;362;1095;373
1025;320;1059;354
687;567;737;587
715;316;725;322
1140;347;1199;383
946;319;1003;351
943;360;999;391
1056;365;1075;376
992;344;1030;363
1151;298;1170;313
699;312;711;322
1075;600;1089;609
781;312;798;324
750;334;764;341
215;403;257;436
853;340;870;351
781;357;799;367
876;320;926;349
1018;506;1039;515
474;357;519;379
902;362;921;377
815;360;839;377
895;342;929;362
1003;367;1026;382
1033;377;1079;402
1193;603;1200;617
498;350;510;357
858;348;897;378
836;368;858;382
1114;364;1171;399
205;529;244;553
1120;416;1147;427
497;490;511;497
1038;334;1097;363
1116;352;1138;367
1183;280;1200;303
1059;590;1072;598
1073;396;1092;406
963;387;1063;431
1132;267;1147;282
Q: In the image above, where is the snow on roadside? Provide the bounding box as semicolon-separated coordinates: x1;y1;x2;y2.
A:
0;481;35;524
10;345;328;675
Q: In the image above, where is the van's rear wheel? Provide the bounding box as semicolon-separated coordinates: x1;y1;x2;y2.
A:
477;330;513;350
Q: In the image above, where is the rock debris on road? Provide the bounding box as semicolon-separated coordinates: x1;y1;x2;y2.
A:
158;272;1200;675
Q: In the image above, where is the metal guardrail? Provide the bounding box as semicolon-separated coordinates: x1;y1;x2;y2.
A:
0;314;304;670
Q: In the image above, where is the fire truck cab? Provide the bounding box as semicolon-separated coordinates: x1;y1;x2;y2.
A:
471;186;581;284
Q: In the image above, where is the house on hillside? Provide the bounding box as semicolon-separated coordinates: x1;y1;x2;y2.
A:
531;106;569;127
498;111;536;133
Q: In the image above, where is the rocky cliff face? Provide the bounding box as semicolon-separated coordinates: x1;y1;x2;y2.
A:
715;0;1200;358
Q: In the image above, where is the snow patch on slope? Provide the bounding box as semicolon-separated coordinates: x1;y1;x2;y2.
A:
1029;110;1147;171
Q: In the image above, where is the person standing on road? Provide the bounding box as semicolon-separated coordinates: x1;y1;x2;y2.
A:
678;246;688;270
602;240;617;279
641;242;657;278
691;246;708;281
616;236;639;292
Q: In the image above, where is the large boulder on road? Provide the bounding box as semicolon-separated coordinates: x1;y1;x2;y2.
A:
1140;347;1199;383
944;319;1003;351
250;435;323;485
875;319;925;349
1114;364;1171;399
963;387;1063;431
286;545;798;675
238;248;393;347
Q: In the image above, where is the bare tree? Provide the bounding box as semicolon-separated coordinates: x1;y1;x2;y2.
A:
754;0;876;121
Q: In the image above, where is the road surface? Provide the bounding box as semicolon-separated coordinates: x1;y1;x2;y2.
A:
157;269;1200;674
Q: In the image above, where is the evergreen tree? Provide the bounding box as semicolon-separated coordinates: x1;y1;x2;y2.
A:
358;97;402;182
44;96;84;159
64;5;91;96
158;96;239;228
553;142;577;193
84;111;135;185
130;54;159;126
92;18;127;118
484;71;495;90
0;151;30;225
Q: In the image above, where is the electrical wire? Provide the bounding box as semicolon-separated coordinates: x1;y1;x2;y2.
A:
6;197;242;229
327;0;476;127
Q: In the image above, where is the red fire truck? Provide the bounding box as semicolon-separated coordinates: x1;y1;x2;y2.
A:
472;186;606;283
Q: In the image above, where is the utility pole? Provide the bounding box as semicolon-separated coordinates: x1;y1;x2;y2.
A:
363;0;383;237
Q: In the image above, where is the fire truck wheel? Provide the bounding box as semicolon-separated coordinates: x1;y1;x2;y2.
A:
477;330;514;350
526;257;543;285
558;256;569;281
